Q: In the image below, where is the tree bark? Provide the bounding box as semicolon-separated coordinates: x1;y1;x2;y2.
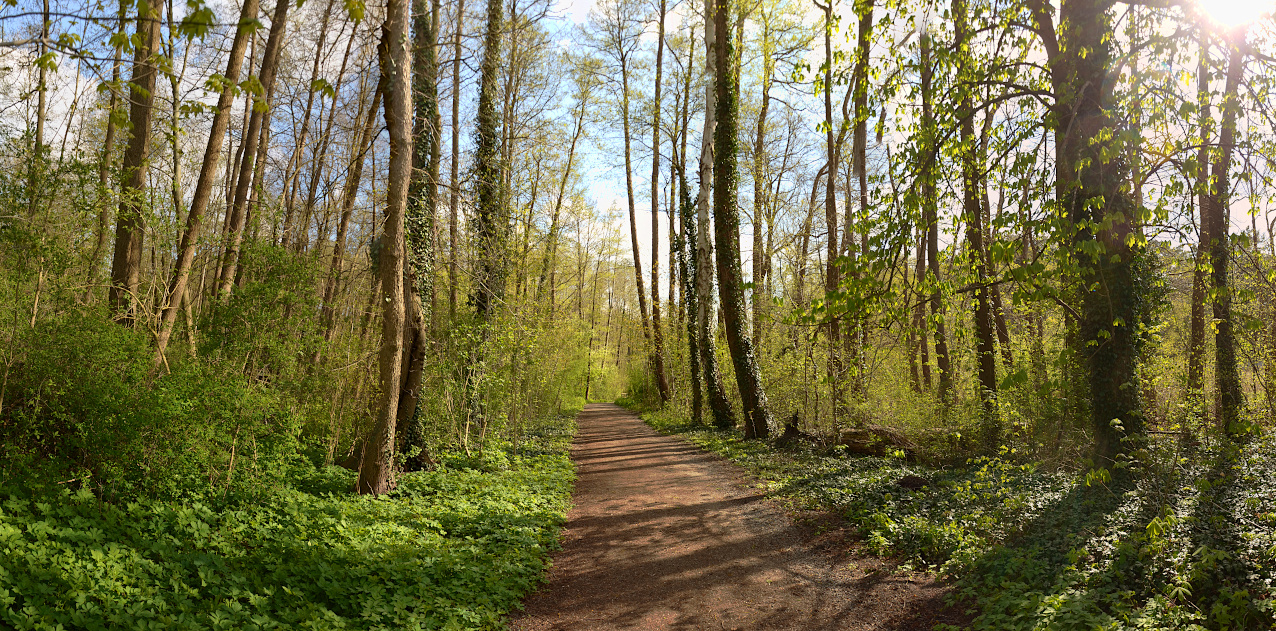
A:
85;0;126;304
920;28;952;402
447;0;466;320
107;0;163;323
357;13;412;495
714;0;770;439
955;0;997;444
649;0;671;402
472;0;506;322
1031;0;1143;461
697;0;737;430
1206;34;1244;436
320;87;382;343
281;0;339;248
1187;40;1211;398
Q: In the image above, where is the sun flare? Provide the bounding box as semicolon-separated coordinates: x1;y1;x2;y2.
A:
1199;0;1275;28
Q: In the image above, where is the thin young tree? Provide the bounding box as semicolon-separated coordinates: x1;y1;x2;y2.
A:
153;0;261;365
649;0;672;402
217;0;292;298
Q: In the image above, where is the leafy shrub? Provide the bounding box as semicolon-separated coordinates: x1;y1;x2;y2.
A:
0;311;302;502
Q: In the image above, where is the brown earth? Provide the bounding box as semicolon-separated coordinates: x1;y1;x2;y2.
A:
508;403;972;631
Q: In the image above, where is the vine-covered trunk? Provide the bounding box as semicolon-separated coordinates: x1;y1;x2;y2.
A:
1206;37;1244;437
697;0;737;431
714;0;770;439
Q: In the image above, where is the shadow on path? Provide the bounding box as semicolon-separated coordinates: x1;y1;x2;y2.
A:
509;404;964;631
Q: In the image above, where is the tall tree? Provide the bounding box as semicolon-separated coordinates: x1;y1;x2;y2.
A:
1205;29;1245;436
954;0;997;443
696;0;737;430
358;10;412;495
649;0;672;402
85;0;127;303
447;0;466;318
714;0;771;439
472;0;506;321
107;0;164;323
920;21;953;402
1030;0;1143;460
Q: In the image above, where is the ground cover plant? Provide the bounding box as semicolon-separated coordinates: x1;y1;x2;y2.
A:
632;405;1276;631
0;417;575;631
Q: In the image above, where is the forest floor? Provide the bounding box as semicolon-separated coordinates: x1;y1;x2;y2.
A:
508;403;970;631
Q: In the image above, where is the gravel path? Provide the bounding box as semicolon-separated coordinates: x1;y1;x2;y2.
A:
508;403;965;631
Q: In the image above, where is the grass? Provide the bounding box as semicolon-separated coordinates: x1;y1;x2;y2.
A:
0;417;576;631
630;404;1276;631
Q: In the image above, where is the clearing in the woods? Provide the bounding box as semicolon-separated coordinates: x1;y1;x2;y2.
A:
510;403;966;631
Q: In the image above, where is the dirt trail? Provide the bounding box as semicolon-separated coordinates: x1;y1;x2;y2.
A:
509;403;962;631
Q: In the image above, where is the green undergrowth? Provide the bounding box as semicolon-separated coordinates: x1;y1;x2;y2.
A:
0;418;576;631
633;405;1275;631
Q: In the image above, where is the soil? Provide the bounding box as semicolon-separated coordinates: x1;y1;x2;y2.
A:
508;403;973;630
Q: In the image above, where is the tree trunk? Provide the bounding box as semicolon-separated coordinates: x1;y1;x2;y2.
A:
649;0;671;403
697;0;737;431
817;0;843;423
296;28;357;254
154;0;260;365
1206;35;1244;436
217;0;291;298
320;87;382;343
107;0;163;324
955;0;997;445
750;13;773;352
714;0;770;439
281;0;339;248
1187;40;1211;398
537;65;591;307
1032;0;1143;461
357;12;412;495
472;0;505;322
847;0;873;402
447;0;466;319
920;28;952;402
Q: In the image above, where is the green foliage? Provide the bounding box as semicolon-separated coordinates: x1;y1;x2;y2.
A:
1;310;303;503
0;433;574;630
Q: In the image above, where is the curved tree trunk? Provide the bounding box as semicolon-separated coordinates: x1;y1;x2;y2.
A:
153;0;261;365
217;0;291;298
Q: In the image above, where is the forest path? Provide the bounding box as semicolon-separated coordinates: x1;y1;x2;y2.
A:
508;403;959;631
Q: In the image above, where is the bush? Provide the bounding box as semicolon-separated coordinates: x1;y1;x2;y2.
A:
0;311;302;503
